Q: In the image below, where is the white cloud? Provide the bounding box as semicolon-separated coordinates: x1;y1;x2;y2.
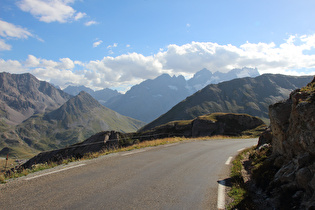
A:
84;20;98;26
0;20;39;51
107;43;118;48
0;20;33;39
0;58;24;73
156;35;315;76
16;0;86;23
93;40;102;48
25;54;40;66
1;34;315;92
74;12;86;20
58;57;75;69
0;38;11;51
5;55;86;87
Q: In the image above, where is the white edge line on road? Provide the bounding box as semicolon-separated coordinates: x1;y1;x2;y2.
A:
121;150;145;156
121;143;180;157
237;148;245;152
25;163;86;181
217;180;225;209
225;156;233;165
163;143;180;147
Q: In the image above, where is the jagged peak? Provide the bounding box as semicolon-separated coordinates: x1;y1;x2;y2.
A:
70;91;101;106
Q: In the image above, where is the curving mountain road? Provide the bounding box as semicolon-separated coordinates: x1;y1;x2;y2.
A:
0;138;257;209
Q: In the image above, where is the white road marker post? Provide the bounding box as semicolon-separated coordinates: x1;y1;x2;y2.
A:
217;180;225;209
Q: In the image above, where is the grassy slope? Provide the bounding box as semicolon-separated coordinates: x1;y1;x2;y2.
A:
1;93;145;158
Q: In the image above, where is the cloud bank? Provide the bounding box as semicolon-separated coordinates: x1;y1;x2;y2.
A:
16;0;91;24
1;34;315;92
0;20;41;51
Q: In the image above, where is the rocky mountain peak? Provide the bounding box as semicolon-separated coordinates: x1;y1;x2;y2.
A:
0;72;71;125
47;91;102;121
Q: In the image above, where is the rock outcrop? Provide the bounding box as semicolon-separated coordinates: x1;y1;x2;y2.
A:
260;77;315;209
21;131;122;169
140;112;266;139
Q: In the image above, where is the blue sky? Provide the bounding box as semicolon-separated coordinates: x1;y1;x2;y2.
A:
1;0;315;92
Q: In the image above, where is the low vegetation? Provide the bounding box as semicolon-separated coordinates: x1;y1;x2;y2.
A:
300;78;315;94
228;145;273;209
227;147;254;209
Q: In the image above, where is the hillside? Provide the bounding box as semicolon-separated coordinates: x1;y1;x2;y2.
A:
0;72;71;125
141;74;313;131
0;91;145;158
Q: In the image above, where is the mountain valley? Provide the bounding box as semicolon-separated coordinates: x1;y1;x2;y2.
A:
0;72;145;158
0;71;313;159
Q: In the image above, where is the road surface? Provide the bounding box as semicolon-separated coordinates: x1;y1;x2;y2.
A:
0;138;257;209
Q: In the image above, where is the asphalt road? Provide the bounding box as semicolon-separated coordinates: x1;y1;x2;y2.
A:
0;138;257;210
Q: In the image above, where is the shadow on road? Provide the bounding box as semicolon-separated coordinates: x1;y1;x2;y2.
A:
217;178;232;187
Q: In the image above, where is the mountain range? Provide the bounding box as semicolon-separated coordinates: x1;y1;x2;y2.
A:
0;72;145;158
104;67;260;122
63;85;121;104
61;68;259;123
1;70;312;158
141;74;314;131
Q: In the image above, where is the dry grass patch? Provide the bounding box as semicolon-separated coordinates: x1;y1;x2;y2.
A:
0;158;18;173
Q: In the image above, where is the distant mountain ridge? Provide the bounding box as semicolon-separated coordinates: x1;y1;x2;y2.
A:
63;85;121;104
0;72;72;125
141;74;314;131
105;74;190;123
187;67;260;91
105;67;260;122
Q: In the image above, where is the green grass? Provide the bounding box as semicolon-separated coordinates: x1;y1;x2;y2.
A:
249;145;276;191
300;79;315;94
227;147;254;210
227;144;274;209
240;124;267;137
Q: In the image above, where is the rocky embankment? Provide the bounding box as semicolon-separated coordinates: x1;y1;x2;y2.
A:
256;77;315;209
